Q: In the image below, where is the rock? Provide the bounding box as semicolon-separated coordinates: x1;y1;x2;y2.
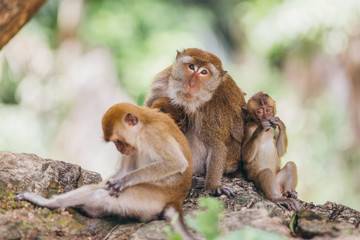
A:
1;151;360;239
0;151;116;239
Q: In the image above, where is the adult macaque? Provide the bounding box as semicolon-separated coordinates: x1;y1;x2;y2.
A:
151;97;188;133
242;92;298;210
145;48;246;197
16;103;194;239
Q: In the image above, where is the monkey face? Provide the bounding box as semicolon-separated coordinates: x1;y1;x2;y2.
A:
255;106;274;121
183;63;211;97
247;91;277;123
113;139;134;155
168;49;225;114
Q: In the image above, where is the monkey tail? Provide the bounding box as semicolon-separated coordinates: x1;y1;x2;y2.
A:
162;204;196;240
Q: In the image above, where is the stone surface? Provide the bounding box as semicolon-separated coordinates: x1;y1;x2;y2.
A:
1;151;360;239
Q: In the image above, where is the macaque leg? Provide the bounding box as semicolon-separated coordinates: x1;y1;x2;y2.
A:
205;144;236;198
15;184;102;210
16;184;168;221
276;161;298;199
257;168;298;211
256;168;281;200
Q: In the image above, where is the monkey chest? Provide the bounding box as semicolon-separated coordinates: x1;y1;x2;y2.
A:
256;131;279;170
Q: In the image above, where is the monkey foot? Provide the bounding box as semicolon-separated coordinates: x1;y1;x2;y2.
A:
191;175;205;189
274;197;299;211
15;194;27;201
205;187;236;198
282;190;298;199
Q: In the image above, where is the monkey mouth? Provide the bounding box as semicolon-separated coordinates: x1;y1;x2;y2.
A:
184;93;193;99
120;146;134;155
114;141;135;155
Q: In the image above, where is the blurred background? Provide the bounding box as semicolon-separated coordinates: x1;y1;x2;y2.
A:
1;0;360;210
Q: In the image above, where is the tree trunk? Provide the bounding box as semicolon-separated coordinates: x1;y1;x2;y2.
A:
0;0;47;50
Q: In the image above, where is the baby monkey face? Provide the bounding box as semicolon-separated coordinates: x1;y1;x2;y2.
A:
255;106;274;121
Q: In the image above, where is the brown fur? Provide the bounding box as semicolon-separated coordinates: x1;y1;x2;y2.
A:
145;48;246;196
150;97;188;133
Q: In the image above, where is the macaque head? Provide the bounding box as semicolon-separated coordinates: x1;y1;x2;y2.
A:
169;48;227;113
102;103;142;155
247;92;276;122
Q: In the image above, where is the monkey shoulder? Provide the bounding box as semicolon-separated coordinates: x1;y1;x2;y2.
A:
154;66;172;83
145;67;172;106
244;122;258;138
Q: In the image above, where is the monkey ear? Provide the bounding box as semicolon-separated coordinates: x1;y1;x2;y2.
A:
242;107;250;121
176;50;181;59
124;113;138;126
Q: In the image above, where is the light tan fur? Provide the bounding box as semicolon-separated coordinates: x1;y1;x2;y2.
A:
16;103;194;239
242;92;298;210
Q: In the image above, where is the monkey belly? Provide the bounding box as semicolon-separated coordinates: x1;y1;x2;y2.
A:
185;131;208;175
244;145;279;181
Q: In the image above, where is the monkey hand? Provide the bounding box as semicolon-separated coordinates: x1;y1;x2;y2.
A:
261;120;272;131
191;175;205;189
282;190;298;199
105;178;126;197
269;117;284;129
274;197;299;211
205;186;236;198
176;117;187;133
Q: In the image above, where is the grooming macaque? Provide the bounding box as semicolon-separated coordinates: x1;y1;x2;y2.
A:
16;103;194;239
242;92;298;210
145;48;246;197
151;97;188;133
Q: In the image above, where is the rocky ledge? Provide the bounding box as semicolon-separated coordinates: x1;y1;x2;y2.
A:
0;152;359;239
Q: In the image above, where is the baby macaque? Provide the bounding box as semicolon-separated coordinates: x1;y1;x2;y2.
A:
242;92;298;211
16;103;194;239
151;97;188;133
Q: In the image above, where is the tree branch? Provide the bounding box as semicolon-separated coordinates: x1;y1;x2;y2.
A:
0;0;47;50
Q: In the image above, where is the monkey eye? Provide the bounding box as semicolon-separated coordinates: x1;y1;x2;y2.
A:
200;69;208;75
189;64;195;70
256;109;263;114
266;107;272;113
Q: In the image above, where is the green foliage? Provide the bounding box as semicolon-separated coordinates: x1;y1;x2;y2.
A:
0;60;18;104
186;197;225;240
163;226;183;240
289;212;297;235
163;212;183;240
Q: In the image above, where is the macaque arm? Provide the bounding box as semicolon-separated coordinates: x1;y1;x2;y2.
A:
242;123;262;163
107;134;188;194
107;154;136;180
272;117;288;157
144;66;172;107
